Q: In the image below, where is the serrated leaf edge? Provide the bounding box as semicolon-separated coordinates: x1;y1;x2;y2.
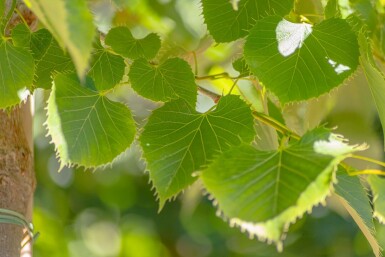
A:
44;84;137;170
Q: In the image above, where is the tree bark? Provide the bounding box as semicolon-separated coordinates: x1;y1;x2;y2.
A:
0;101;35;257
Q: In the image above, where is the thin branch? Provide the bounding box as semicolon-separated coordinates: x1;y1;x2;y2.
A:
195;72;249;81
192;51;198;76
252;111;300;140
197;86;221;103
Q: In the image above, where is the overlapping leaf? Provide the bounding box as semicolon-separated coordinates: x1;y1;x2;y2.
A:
200;128;365;248
23;0;95;76
201;0;294;42
140;95;255;208
368;175;385;224
232;57;250;77
0;40;34;108
244;16;359;103
105;27;161;60
324;0;341;19
46;74;136;168
31;29;75;89
128;57;197;106
88;41;125;91
11;24;31;48
359;32;385;150
334;169;380;257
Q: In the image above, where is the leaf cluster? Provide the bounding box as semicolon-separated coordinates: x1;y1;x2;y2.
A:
2;0;385;254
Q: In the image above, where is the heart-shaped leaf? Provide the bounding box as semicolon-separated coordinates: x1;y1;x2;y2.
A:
244;16;359;103
46;74;136;168
140;95;255;208
105;27;161;60
128;57;197;106
88;41;125;91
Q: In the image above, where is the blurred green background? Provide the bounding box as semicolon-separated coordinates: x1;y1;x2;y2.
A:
32;0;385;256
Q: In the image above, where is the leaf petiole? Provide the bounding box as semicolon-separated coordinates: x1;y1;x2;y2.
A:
252;111;300;140
348;154;385;169
195;72;248;81
347;169;385;176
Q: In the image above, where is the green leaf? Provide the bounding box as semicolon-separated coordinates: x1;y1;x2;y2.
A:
200;128;365;248
11;23;31;48
368;175;385;224
232;57;250;77
324;0;341;19
128;57;197;106
358;32;385;150
0;40;34;108
23;0;95;76
105;27;161;60
201;0;295;42
140;95;255;208
88;41;125;91
31;29;75;89
0;1;4;18
334;168;380;257
46;74;136;168
350;0;377;32
244;16;359;104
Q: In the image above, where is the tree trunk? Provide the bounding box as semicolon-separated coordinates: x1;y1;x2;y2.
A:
0;101;35;257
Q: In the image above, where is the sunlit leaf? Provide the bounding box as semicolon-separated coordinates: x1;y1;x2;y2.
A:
128;57;197;106
202;0;295;42
140;95;255;208
0;40;34;108
105;26;161;60
23;0;95;76
359;32;385;150
88;41;125;91
244;16;359;103
46;74;136;168
31;29;75;89
200;128;365;248
334;168;380;257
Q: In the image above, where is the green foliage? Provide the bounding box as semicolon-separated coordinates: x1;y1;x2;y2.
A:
24;0;95;76
128;58;197;105
201;0;295;42
46;74;136;168
88;41;125;91
105;27;161;60
324;0;341;19
3;0;385;255
368;175;385;224
31;29;75;89
0;40;34;108
359;32;385;149
244;16;359;103
11;24;31;48
140;95;255;208
201;128;363;246
334;168;381;256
